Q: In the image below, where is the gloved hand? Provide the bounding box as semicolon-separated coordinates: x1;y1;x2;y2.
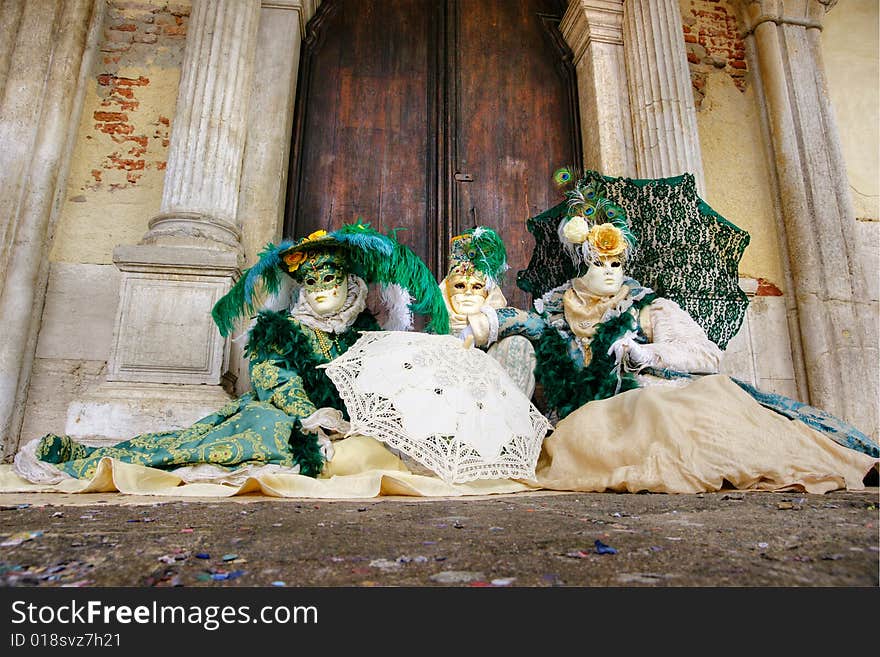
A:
608;334;656;369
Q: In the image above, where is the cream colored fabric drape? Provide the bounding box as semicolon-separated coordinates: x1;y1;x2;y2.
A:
533;375;877;494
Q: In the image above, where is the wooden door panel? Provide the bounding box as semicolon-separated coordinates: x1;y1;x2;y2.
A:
287;0;579;308
453;0;577;309
288;0;435;265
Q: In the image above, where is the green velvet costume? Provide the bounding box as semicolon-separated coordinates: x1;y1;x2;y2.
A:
34;309;380;480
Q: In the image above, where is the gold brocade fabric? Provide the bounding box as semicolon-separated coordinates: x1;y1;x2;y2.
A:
533;375;877;494
563;281;632;365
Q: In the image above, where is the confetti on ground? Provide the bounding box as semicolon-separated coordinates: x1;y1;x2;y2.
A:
222;554;238;562
430;571;485;584
594;540;618;555
195;553;210;559
490;577;515;586
271;581;286;586
1;531;44;547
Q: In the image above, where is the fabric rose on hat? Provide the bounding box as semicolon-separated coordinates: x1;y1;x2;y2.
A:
587;223;628;257
562;215;590;244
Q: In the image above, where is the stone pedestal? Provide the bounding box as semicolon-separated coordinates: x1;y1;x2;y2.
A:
107;246;238;387
64;245;240;440
64;382;235;445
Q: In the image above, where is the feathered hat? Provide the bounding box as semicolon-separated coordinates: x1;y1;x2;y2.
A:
446;226;509;288
552;167;637;266
212;219;449;336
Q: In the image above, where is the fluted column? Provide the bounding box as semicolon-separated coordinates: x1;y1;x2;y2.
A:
141;0;261;252
623;0;705;194
0;0;103;459
560;0;634;176
740;0;877;437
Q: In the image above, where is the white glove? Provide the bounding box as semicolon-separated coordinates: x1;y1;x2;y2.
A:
608;333;656;369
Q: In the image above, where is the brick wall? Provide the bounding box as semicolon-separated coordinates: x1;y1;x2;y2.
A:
681;0;748;110
82;1;189;193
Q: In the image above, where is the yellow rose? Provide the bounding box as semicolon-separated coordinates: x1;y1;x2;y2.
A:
283;250;306;272
562;216;589;244
587;223;627;257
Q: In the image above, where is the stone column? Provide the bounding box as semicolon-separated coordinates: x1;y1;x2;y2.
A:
740;0;878;437
67;0;263;443
0;0;103;459
560;0;634;176
622;0;706;194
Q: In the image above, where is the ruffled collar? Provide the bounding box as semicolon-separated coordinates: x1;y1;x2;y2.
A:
291;275;368;334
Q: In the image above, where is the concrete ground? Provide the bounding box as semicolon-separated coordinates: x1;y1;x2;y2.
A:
0;488;877;587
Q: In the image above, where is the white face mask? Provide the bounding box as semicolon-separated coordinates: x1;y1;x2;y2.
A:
304;275;349;316
583;256;624;296
446;273;489;315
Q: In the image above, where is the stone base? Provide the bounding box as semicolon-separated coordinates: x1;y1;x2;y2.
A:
64;382;234;446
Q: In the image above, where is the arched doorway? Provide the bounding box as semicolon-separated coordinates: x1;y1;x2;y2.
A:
285;0;581;309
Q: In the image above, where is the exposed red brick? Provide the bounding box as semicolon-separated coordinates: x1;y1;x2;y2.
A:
687;52;700;64
91;169;102;182
107;155;145;171
110;23;137;32
158;116;170;126
95;122;134;136
163;26;186;36
115;75;149;86
156;161;167;170
730;60;747;70
114;87;134;99
756;278;783;296
684;34;698;44
94;111;128;122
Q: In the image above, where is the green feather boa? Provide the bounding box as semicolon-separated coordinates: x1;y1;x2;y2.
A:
535;292;656;420
245;309;380;476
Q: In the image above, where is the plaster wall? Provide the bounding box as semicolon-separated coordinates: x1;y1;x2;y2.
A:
50;0;190;265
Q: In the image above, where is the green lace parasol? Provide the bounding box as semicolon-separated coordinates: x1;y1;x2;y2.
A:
517;171;750;350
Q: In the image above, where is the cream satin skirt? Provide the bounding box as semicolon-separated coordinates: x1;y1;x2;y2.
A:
533;374;877;494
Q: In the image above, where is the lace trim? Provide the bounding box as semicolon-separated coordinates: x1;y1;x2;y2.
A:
13;438;75;485
169;462;301;486
291;275;368;334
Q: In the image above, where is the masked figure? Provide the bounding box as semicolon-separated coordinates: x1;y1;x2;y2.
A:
498;185;877;493
14;222;447;484
438;227;536;397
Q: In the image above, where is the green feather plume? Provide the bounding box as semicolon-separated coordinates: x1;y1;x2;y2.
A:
463;226;508;285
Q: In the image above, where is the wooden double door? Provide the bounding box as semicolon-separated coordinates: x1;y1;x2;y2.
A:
285;0;581;308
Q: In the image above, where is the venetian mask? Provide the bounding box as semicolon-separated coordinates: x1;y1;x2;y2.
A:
301;262;348;315
583;256;624;296
445;272;488;315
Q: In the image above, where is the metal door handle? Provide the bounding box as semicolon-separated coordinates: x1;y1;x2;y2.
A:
454;172;473;182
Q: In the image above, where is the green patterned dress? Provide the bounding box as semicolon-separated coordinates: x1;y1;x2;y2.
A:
34;309;380;480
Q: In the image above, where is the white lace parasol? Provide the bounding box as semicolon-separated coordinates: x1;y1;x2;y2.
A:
320;331;551;484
